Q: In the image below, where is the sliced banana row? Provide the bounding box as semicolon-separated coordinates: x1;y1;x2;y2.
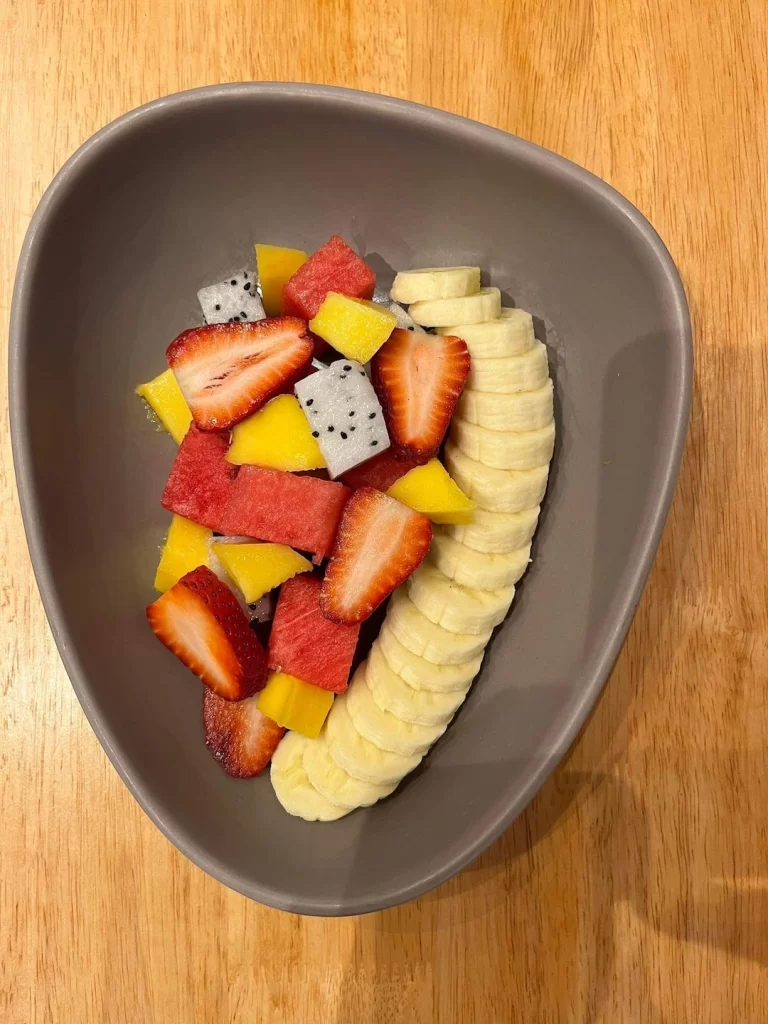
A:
271;285;555;820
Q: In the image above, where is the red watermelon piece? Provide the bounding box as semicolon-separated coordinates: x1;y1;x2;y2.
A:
282;235;376;321
161;426;237;529
219;465;350;559
340;449;422;492
268;575;359;693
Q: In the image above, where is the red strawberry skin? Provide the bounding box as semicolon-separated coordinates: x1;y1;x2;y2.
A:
321;488;432;625
282;235;376;320
147;566;268;700
203;690;284;777
340;449;423;492
268;576;359;693
373;329;471;461
161;426;238;529
167;317;313;431
220;465;350;559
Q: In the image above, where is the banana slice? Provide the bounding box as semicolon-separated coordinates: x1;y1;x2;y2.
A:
366;641;468;726
445;442;549;513
451;418;555;470
446;505;540;554
457;380;554;432
347;665;447;756
407;562;513;634
437;307;535;358
270;732;351;822
379;623;482;692
387;588;491;664
303;732;396;810
390;266;480;304
409;288;501;327
325;683;421;784
468;341;550;394
431;532;531;590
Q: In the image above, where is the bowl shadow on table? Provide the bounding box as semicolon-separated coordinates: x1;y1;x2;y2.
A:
331;335;766;1019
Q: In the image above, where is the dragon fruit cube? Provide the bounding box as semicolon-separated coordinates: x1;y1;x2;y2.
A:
198;269;265;324
294;359;390;479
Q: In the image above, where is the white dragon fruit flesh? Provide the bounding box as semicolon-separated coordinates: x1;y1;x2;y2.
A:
294;359;390;479
198;269;265;325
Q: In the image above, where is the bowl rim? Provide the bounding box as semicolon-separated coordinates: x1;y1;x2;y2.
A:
9;82;693;916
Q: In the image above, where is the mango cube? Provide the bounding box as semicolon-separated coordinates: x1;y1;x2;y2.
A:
255;243;308;316
387;459;476;525
227;395;326;470
309;293;397;363
211;542;312;603
257;671;334;738
136;369;192;444
154;515;212;592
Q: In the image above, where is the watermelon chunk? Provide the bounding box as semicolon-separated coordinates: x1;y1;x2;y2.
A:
340;449;422;492
161;427;238;529
282;235;376;321
219;465;350;559
268;575;359;693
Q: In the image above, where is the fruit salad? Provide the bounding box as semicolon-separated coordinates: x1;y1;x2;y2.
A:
137;238;555;819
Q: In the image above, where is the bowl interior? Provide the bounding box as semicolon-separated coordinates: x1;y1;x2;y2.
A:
12;86;690;914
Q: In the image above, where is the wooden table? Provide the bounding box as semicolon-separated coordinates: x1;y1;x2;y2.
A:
2;1;766;1020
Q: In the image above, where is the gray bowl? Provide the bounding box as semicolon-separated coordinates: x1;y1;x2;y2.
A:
10;84;691;916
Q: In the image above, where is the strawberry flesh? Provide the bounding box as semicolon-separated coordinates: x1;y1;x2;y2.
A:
282;235;376;321
203;690;284;777
161;426;237;529
268;575;360;693
340;449;423;492
147;565;268;700
321;488;432;625
373;329;471;461
167;317;313;431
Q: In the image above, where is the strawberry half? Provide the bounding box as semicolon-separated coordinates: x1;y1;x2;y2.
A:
147;565;268;700
203;690;284;777
167;317;313;431
320;487;432;625
372;328;471;460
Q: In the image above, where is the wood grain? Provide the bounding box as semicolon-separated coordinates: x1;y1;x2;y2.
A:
2;0;767;1020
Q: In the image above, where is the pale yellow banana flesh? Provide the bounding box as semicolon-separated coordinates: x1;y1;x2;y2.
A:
457;380;553;431
378;624;483;692
303;732;396;810
468;340;550;394
431;532;532;590
407;562;514;634
390;266;481;304
445;442;549;513
366;641;468;726
437;307;535;358
409;287;502;327
347;663;447;757
451;418;555;471
270;732;350;822
325;684;422;785
446;505;540;554
387;588;491;664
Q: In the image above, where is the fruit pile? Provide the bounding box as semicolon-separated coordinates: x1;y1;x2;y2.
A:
137;240;555;819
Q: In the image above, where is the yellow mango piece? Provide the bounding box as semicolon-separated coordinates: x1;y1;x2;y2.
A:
154;516;212;592
255;243;308;316
212;542;311;603
136;369;192;444
309;293;397;364
227;395;326;470
258;671;335;739
387;459;476;525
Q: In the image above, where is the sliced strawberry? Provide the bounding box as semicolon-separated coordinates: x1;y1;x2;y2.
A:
372;329;471;461
321;488;432;624
340;449;423;491
203;690;284;777
167;317;313;431
147;565;268;700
